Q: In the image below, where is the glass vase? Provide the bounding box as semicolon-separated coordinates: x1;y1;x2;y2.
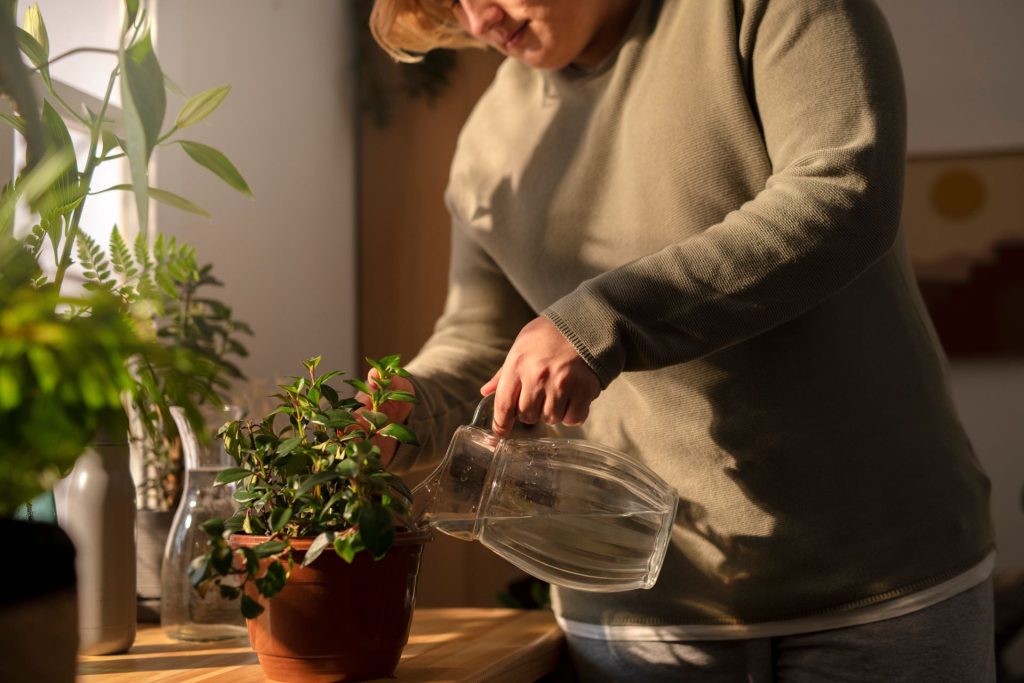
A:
160;405;247;641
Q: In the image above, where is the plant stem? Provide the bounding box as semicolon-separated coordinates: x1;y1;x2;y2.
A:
33;47;118;71
52;65;119;291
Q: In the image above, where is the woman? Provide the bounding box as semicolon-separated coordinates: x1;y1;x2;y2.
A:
365;0;995;679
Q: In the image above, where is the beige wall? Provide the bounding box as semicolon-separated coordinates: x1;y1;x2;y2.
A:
154;1;360;386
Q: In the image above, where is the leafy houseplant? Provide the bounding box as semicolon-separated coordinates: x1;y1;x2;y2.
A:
190;355;430;683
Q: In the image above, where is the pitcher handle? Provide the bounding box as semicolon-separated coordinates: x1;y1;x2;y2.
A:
470;393;496;430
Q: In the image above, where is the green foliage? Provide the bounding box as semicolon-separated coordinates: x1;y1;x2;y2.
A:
0;235;143;516
190;357;417;619
0;2;254;514
1;2;250;292
101;228;252;511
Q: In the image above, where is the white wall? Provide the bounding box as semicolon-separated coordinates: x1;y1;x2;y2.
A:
153;1;359;389
875;0;1024;155
874;0;1024;569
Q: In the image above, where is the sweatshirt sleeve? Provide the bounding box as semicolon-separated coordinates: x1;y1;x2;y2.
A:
391;218;537;474
543;0;907;388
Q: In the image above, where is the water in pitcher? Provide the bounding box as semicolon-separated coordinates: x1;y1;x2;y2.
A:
430;509;672;592
412;396;679;592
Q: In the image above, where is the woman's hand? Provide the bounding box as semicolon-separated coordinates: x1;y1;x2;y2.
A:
354;368;416;468
481;316;601;437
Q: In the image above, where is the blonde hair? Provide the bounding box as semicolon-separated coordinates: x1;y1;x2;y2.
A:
370;0;483;63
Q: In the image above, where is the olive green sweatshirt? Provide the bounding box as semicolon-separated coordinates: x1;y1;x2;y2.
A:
397;0;993;628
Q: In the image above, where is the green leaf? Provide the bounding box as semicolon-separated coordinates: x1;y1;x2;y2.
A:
14;27;47;75
302;531;335;567
215;467;251;484
277;436;303;456
218;584;240;600
346;379;372;396
240;594;264;619
201;518;226;537
0;368;20;411
124;0;140;25
269;506;293;532
280;451;310;477
358;501;395;559
121;29;165;160
252;540;287;558
379;423;418;445
333;533;362;564
101;129;123;156
120;27;166;233
361;410;388;430
336;458;358;478
294;471;340;497
23;6;49;57
224;512;246;533
256;561;287;598
0;112;27;136
26;347;59;392
324;409;358;429
40;101;75;159
233;489;262;503
210;546;233;575
96;184;209;217
175;85;230;128
175;140;252;196
109;226;137;278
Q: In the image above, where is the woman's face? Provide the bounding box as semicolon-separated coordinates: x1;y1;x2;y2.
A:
450;0;640;70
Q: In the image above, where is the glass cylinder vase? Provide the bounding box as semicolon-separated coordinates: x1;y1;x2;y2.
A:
160;405;247;641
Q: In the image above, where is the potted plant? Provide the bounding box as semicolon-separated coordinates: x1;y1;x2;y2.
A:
190;355;430;683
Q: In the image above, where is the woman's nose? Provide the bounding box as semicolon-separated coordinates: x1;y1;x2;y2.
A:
458;0;505;40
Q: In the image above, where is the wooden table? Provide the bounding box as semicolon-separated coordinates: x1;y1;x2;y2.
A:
77;608;564;683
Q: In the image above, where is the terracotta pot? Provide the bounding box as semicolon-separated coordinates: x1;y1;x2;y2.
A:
231;528;431;683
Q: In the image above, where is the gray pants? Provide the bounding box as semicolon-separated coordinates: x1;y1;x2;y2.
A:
560;579;995;682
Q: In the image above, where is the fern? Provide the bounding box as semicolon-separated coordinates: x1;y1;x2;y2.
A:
109;225;138;280
76;231;114;291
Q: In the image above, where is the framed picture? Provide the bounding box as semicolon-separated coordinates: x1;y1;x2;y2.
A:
903;149;1024;356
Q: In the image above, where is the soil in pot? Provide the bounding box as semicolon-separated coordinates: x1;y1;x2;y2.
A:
231;528;431;683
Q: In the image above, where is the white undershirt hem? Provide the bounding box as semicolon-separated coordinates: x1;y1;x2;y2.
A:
556;552;995;641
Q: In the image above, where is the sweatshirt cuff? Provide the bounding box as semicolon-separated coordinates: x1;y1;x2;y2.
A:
543;289;624;389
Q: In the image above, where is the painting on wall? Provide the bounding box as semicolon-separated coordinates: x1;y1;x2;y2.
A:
902;149;1024;356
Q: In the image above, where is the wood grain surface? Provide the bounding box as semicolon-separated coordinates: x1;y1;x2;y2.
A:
77;608;563;683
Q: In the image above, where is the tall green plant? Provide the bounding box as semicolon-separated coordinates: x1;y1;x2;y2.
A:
4;1;251;292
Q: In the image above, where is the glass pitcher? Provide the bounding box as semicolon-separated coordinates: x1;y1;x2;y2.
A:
412;396;679;592
161;405;247;641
